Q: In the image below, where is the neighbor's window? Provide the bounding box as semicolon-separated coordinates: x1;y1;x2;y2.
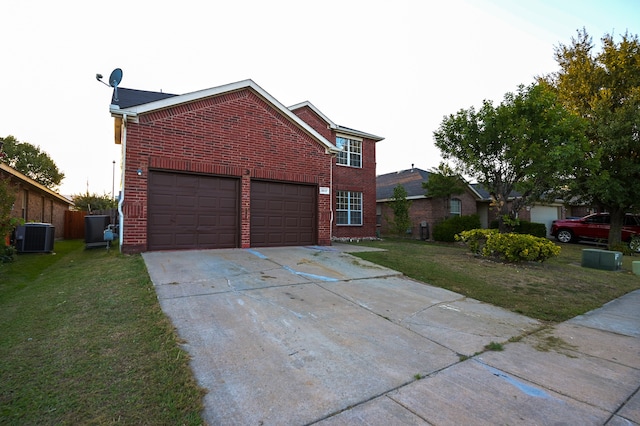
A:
336;191;362;225
450;198;462;217
336;136;362;168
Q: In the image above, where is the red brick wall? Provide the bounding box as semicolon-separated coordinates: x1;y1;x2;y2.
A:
291;106;333;141
291;105;378;240
332;136;378;240
2;176;69;239
121;89;333;253
378;189;479;239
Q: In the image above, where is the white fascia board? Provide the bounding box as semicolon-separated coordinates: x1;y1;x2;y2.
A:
289;102;384;142
377;195;426;202
289;101;338;129
335;126;385;142
0;163;73;205
110;80;339;153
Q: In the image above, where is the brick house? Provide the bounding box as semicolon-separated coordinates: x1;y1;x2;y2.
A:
377;167;568;239
470;184;565;237
109;79;383;253
1;163;73;239
376;167;487;239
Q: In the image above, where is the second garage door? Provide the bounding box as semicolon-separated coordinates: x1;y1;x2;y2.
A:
251;181;316;247
148;171;239;250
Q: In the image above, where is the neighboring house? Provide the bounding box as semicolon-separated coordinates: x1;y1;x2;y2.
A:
470;184;564;237
0;163;73;239
377;167;566;238
376;167;487;239
109;79;383;254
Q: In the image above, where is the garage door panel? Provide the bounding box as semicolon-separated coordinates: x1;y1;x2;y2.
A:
251;181;316;247
175;214;196;226
268;200;284;210
218;198;238;209
300;219;313;229
148;171;239;250
176;195;197;207
218;215;237;227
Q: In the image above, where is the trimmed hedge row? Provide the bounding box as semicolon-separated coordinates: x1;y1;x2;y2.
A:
489;220;547;238
456;229;561;263
433;215;482;242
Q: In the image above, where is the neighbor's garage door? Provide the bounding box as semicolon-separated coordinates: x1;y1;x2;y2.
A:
148;171;239;250
530;205;560;237
251;181;316;247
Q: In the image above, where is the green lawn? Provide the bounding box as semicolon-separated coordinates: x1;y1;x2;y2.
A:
0;240;204;425
349;238;640;323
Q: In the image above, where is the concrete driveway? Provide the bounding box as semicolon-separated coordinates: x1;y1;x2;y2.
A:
142;245;640;425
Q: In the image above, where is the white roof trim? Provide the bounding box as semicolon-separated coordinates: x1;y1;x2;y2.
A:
0;163;73;205
110;79;339;153
289;101;337;129
289;101;384;142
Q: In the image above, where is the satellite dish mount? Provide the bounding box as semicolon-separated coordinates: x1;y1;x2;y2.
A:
95;68;123;102
109;68;123;102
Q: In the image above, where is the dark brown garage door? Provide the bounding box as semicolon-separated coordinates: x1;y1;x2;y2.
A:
148;171;239;250
251;181;316;247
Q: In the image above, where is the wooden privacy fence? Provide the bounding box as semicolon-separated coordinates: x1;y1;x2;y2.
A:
64;209;118;240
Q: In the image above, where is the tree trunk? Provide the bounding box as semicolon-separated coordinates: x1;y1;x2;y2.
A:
608;208;624;249
497;204;513;233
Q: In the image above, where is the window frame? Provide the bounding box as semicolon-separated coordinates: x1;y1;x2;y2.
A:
336;135;362;168
450;198;462;217
336;190;363;226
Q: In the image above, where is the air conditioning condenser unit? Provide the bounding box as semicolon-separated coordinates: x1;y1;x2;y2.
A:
14;223;56;253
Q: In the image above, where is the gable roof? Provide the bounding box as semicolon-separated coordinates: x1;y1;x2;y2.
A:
470;183;520;200
377;167;490;202
288;101;384;142
111;88;178;109
109;79;340;154
376;168;432;201
0;163;73;205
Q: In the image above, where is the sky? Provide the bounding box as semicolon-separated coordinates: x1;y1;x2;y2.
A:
1;0;638;197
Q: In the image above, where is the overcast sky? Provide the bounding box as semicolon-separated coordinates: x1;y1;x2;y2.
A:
1;0;638;197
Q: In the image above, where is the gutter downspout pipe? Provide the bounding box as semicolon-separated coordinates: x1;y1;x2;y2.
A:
117;114;127;252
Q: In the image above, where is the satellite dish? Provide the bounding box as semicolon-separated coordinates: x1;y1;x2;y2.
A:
109;68;123;87
108;68;123;102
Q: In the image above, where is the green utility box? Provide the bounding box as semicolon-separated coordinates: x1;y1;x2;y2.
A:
633;261;640;276
581;249;622;271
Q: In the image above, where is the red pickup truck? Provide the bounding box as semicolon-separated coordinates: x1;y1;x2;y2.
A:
551;213;640;252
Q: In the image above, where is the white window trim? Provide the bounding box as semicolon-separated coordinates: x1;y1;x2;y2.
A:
336;191;363;226
336;135;363;168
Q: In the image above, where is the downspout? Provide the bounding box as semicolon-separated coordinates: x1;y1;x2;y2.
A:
117;114;127;252
329;152;336;242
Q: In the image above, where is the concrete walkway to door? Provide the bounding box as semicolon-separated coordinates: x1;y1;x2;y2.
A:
142;245;640;425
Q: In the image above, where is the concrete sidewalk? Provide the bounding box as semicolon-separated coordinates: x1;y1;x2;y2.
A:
142;245;640;425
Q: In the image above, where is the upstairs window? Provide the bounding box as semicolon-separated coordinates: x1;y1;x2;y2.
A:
450;198;461;217
336;136;362;168
336;191;362;225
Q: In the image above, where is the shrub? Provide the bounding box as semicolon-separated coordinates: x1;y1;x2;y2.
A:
516;221;547;238
1;244;17;263
456;229;560;262
489;219;546;237
433;215;481;242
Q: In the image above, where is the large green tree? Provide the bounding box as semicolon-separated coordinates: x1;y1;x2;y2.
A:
0;135;65;190
542;29;640;247
433;83;589;232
